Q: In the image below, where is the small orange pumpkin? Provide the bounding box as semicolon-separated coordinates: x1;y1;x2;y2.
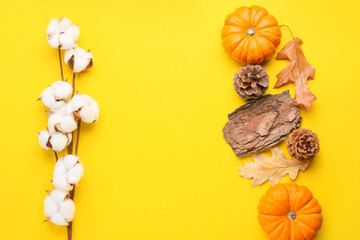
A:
258;183;322;240
221;6;281;64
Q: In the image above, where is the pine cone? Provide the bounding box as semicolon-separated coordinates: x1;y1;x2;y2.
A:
233;65;269;99
287;128;319;161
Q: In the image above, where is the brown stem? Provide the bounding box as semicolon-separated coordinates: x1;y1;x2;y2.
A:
72;73;76;97
67;137;73;155
75;120;81;155
58;48;64;81
67;185;76;240
67;72;78;240
67;113;81;240
279;25;295;39
67;222;73;240
54;151;58;161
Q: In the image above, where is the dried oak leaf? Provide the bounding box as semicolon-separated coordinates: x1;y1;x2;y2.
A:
239;147;310;187
274;38;316;110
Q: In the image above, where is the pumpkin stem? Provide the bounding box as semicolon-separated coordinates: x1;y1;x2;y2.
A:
287;210;297;220
246;28;256;37
279;25;295;39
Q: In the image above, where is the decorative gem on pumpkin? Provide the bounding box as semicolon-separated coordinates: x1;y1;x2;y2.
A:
287;128;319;161
44;189;75;226
46;17;80;50
221;5;281;64
258;183;322;240
64;46;93;73
53;155;84;191
233;65;269;99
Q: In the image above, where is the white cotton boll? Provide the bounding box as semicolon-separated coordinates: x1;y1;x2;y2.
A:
46;19;61;34
40;87;55;108
67;164;84;184
66;25;80;41
47;34;61;48
53;155;82;189
64;47;75;63
73;57;89;73
44;189;74;226
48;112;76;133
50;212;68;226
48;113;63;133
51;100;66;111
49;132;68;152
58;115;77;133
59;199;75;221
63;155;79;169
82;94;98;107
38;130;50;150
53;159;66;177
91;100;100;121
52;81;72;100
69;94;86;111
53;156;74;190
77;94;99;123
59;33;76;50
44;195;59;217
64;46;93;72
54;103;73;116
78;105;94;123
40;82;69;110
46;17;79;49
40;86;53;99
82;51;93;59
53;175;72;191
53;104;67;116
49;189;68;205
58;17;73;29
50;81;63;89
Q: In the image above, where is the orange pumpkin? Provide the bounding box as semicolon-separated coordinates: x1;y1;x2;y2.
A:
258;183;322;240
221;6;281;64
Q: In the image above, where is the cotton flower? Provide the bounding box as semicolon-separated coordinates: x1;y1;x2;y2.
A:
44;189;75;226
38;130;72;152
53;155;84;191
39;81;73;110
54;102;74;116
48;132;72;152
51;81;73;100
38;130;51;150
46;17;80;49
69;94;99;123
48;112;77;134
64;46;93;72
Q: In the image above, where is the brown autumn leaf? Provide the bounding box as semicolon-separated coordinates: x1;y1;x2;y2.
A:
274;37;316;110
239;147;310;187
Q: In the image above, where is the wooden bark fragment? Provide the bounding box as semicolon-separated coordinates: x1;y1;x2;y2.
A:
223;90;302;158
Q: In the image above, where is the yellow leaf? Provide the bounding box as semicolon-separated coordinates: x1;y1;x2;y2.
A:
239;148;310;187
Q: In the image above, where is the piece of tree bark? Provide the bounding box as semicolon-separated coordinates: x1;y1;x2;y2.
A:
223;90;302;158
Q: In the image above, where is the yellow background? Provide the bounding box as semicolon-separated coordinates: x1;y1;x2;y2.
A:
0;0;359;239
